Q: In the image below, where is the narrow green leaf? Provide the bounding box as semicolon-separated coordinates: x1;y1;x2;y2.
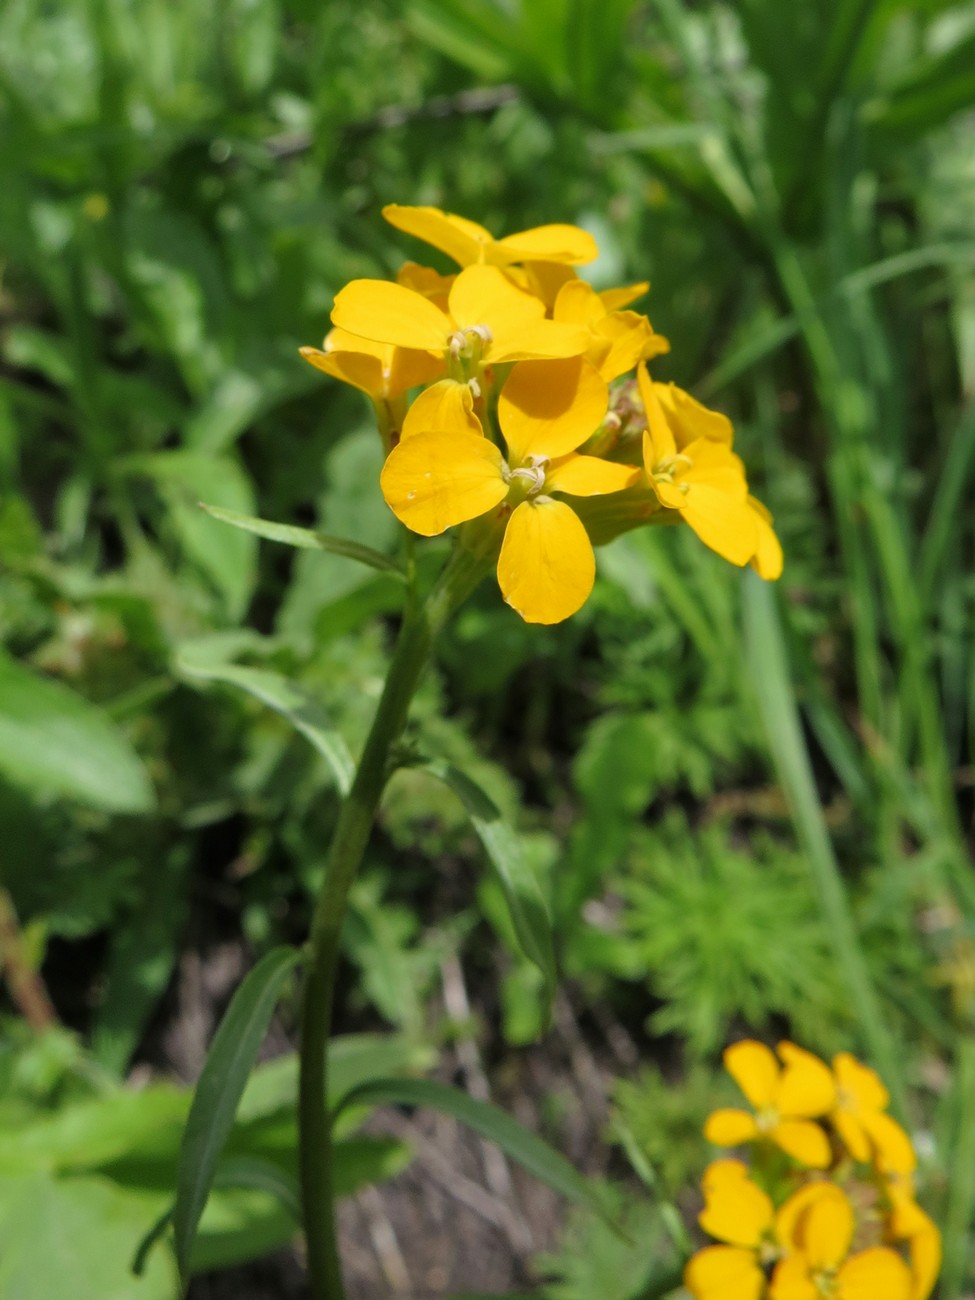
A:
742;574;905;1112
131;1206;174;1278
413;760;556;1015
175;652;354;796
172;946;301;1288
0;653;154;813
199;502;405;577
212;1156;300;1220
334;1078;612;1228
940;1040;975;1300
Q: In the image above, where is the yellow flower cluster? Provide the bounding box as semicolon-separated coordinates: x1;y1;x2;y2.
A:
302;205;782;624
687;1040;941;1300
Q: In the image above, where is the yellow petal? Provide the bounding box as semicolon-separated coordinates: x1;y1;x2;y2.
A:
592;312;659;382
400;380;481;441
699;1169;774;1247
837;1248;912;1300
498;357;608;463
545;454;639;497
599;281;649;312
382;203;494;267
800;1186;855;1271
497;499;595;624
685;1245;765;1300
396;260;456;310
682;484;759;567
776;1183;835;1251
553;279;605;326
300;345;384;398
748;495;784;580
704;1109;761;1148
769;1118;832;1169
656;382;734;446
380;430;506;536
908;1217;941;1300
724;1040;779;1110
332;279;451;352
862;1112;917;1175
494;223;598;266
833;1052;889;1114
833;1111;872;1164
490;319;590;363
448;265;544;339
776;1042;836;1118
515;261;579;309
638;362;677;461
770;1256;818;1300
324;326;388;360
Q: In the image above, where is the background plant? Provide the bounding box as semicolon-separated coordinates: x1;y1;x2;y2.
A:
1;0;973;1296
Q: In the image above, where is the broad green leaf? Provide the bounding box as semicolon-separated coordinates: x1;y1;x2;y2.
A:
413;760;555;1015
0;654;154;813
199;502;405;576
172;945;301;1286
334;1078;613;1228
175;650;355;795
0;1172;175;1300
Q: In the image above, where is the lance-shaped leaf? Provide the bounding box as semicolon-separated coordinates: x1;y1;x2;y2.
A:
172;945;301;1288
412;760;555;1019
176;652;354;796
199;502;405;577
334;1078;614;1228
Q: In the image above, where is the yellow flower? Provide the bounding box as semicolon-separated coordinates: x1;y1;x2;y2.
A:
300;328;443;401
831;1052;917;1175
705;1040;836;1169
685;1159;778;1300
638;367;758;568
553;279;670;382
380;357;638;623
382;203;598;268
331;264;589;371
771;1183;911;1300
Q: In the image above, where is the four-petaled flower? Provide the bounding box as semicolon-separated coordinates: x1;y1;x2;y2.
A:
382;202;598;268
772;1183;912;1300
685;1159;779;1300
380;358;638;624
705;1039;837;1168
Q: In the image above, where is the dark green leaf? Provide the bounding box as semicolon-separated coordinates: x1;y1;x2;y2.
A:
175;651;355;795
334;1078;613;1228
413;760;555;1017
199;502;405;576
172;945;301;1287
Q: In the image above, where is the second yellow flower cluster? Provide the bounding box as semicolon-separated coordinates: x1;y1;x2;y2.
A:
303;204;782;624
687;1039;940;1300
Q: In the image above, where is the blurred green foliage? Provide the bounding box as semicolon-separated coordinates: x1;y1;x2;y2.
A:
1;0;974;1294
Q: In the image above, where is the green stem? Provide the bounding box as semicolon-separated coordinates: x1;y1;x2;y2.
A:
298;543;489;1300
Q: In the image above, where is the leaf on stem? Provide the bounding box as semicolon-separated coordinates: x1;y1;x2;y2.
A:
333;1077;615;1228
412;760;556;1020
199;502;405;577
171;945;301;1289
175;653;355;796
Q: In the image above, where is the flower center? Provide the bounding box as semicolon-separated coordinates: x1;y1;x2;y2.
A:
448;324;493;361
505;454;549;501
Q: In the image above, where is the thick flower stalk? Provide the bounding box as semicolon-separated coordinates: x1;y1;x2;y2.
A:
686;1039;941;1300
305;202;783;630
